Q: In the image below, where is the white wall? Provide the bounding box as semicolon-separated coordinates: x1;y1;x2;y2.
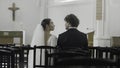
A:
108;0;120;36
0;0;46;44
48;0;96;37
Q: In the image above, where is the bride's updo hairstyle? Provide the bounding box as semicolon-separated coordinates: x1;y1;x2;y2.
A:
41;18;51;31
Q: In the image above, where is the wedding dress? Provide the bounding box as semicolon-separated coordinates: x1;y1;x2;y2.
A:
28;24;57;68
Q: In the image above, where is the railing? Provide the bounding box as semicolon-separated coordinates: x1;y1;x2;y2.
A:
0;44;30;68
1;44;120;68
45;46;120;67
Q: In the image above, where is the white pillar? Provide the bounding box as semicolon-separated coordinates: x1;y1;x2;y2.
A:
94;0;110;47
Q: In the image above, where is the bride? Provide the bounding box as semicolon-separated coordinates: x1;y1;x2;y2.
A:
28;18;57;68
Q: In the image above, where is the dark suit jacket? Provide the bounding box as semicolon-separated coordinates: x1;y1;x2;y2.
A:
57;28;88;50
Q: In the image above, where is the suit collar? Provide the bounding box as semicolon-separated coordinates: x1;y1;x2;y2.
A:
68;27;77;30
67;28;78;31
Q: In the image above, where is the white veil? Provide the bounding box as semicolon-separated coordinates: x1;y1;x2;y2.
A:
31;24;45;47
28;24;45;68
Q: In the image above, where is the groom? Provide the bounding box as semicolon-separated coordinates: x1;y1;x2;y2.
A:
57;14;88;51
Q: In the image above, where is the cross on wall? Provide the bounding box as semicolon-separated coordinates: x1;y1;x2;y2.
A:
8;3;19;21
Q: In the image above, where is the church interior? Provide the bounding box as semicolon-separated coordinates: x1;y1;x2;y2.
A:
0;0;120;68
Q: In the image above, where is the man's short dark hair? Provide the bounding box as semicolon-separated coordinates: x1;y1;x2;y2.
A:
64;14;79;27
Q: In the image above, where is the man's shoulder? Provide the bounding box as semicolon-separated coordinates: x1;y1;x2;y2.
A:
58;29;87;37
72;29;87;36
59;31;67;36
79;31;87;35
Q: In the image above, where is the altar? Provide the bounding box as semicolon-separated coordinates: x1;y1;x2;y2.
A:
111;36;120;47
87;31;94;47
0;31;25;46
